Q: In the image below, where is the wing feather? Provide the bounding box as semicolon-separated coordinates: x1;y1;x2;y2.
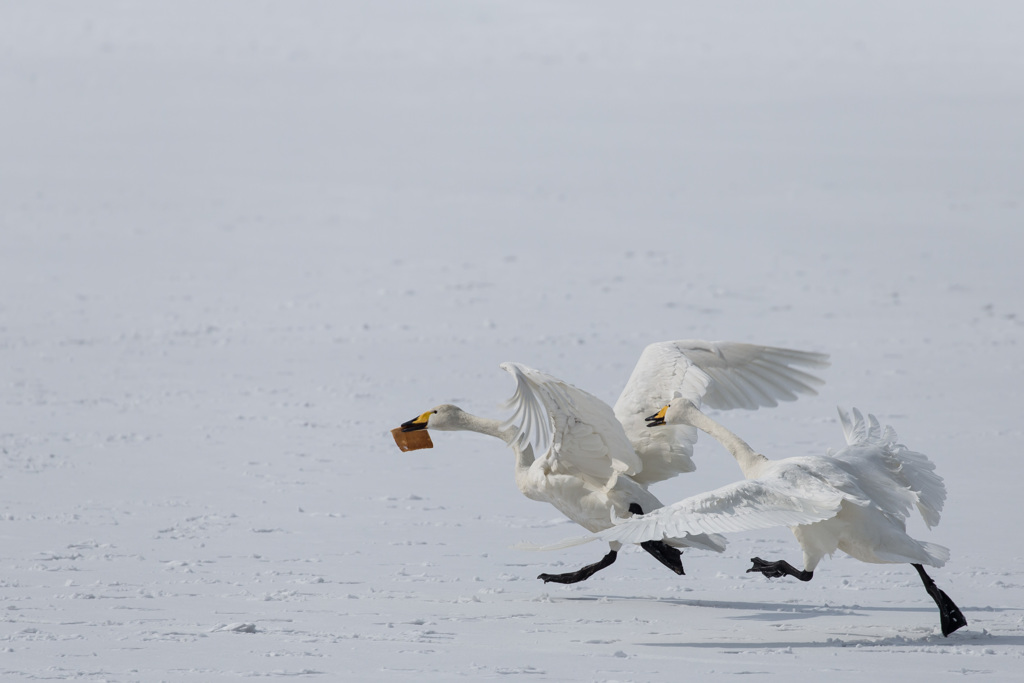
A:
500;362;641;487
613;340;829;484
696;343;829;410
501;362;552;455
590;473;844;545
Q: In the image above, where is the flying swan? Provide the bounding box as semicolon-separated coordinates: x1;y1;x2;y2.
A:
577;400;966;636
398;340;829;584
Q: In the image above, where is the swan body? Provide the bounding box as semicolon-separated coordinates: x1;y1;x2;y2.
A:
399;340;829;582
589;400;966;635
651;402;949;571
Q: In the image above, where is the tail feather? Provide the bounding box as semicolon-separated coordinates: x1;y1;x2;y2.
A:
874;541;950;568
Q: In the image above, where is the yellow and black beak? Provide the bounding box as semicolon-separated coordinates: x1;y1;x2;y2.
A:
645;405;669;427
400;410;432;432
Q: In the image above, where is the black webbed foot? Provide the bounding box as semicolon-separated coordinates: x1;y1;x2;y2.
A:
747;557;813;582
930;585;968;637
627;503;685;576
641;541;684;575
538;550;618;584
913;564;967;636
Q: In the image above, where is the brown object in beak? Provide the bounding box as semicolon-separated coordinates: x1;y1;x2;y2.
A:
391;427;433;452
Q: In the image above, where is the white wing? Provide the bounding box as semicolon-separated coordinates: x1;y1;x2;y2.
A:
831;407;946;528
500;362;641;489
521;466;845;550
613;340;830;485
596;468;845;544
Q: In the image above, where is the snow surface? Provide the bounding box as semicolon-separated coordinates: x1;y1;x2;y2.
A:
2;1;1023;680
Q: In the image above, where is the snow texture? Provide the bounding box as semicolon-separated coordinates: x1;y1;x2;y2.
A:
1;1;1022;680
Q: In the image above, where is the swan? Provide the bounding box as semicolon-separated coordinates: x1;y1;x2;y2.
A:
585;400;966;635
398;340;829;584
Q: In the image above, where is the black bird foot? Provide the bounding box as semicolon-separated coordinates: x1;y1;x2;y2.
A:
641;540;684;575
537;572;582;584
626;503;685;576
538;550;618;584
933;587;968;637
913;564;967;636
747;557;814;582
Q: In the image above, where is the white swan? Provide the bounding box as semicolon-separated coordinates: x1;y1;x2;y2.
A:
587;400;966;635
398;340;829;583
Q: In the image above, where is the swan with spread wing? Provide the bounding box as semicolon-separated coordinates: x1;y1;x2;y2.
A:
398;340;829;583
575;401;966;635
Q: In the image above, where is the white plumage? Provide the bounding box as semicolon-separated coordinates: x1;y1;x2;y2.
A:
583;400;966;635
612;340;829;484
589;405;946;564
503;340;830;489
399;340;828;583
831;408;946;530
587;473;847;544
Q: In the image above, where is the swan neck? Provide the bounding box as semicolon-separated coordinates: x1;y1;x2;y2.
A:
684;408;769;477
459;413;516;444
447;411;534;486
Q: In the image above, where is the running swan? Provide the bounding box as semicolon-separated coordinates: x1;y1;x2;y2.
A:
593;401;966;636
399;340;829;584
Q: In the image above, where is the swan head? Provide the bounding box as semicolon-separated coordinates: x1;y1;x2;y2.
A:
645;399;699;428
400;404;466;432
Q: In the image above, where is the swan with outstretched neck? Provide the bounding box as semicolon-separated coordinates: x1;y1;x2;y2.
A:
398;340;829;583
401;401;720;582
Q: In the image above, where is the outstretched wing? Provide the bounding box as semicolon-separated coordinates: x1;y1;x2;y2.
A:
500;362;641;489
596;469;844;544
832;407;946;528
614;340;830;485
519;467;844;550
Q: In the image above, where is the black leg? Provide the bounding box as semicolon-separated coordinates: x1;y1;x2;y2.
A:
538;550;617;584
747;557;814;582
627;503;685;576
913;564;967;636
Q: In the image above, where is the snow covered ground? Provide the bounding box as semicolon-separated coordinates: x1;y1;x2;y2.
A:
2;2;1023;680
